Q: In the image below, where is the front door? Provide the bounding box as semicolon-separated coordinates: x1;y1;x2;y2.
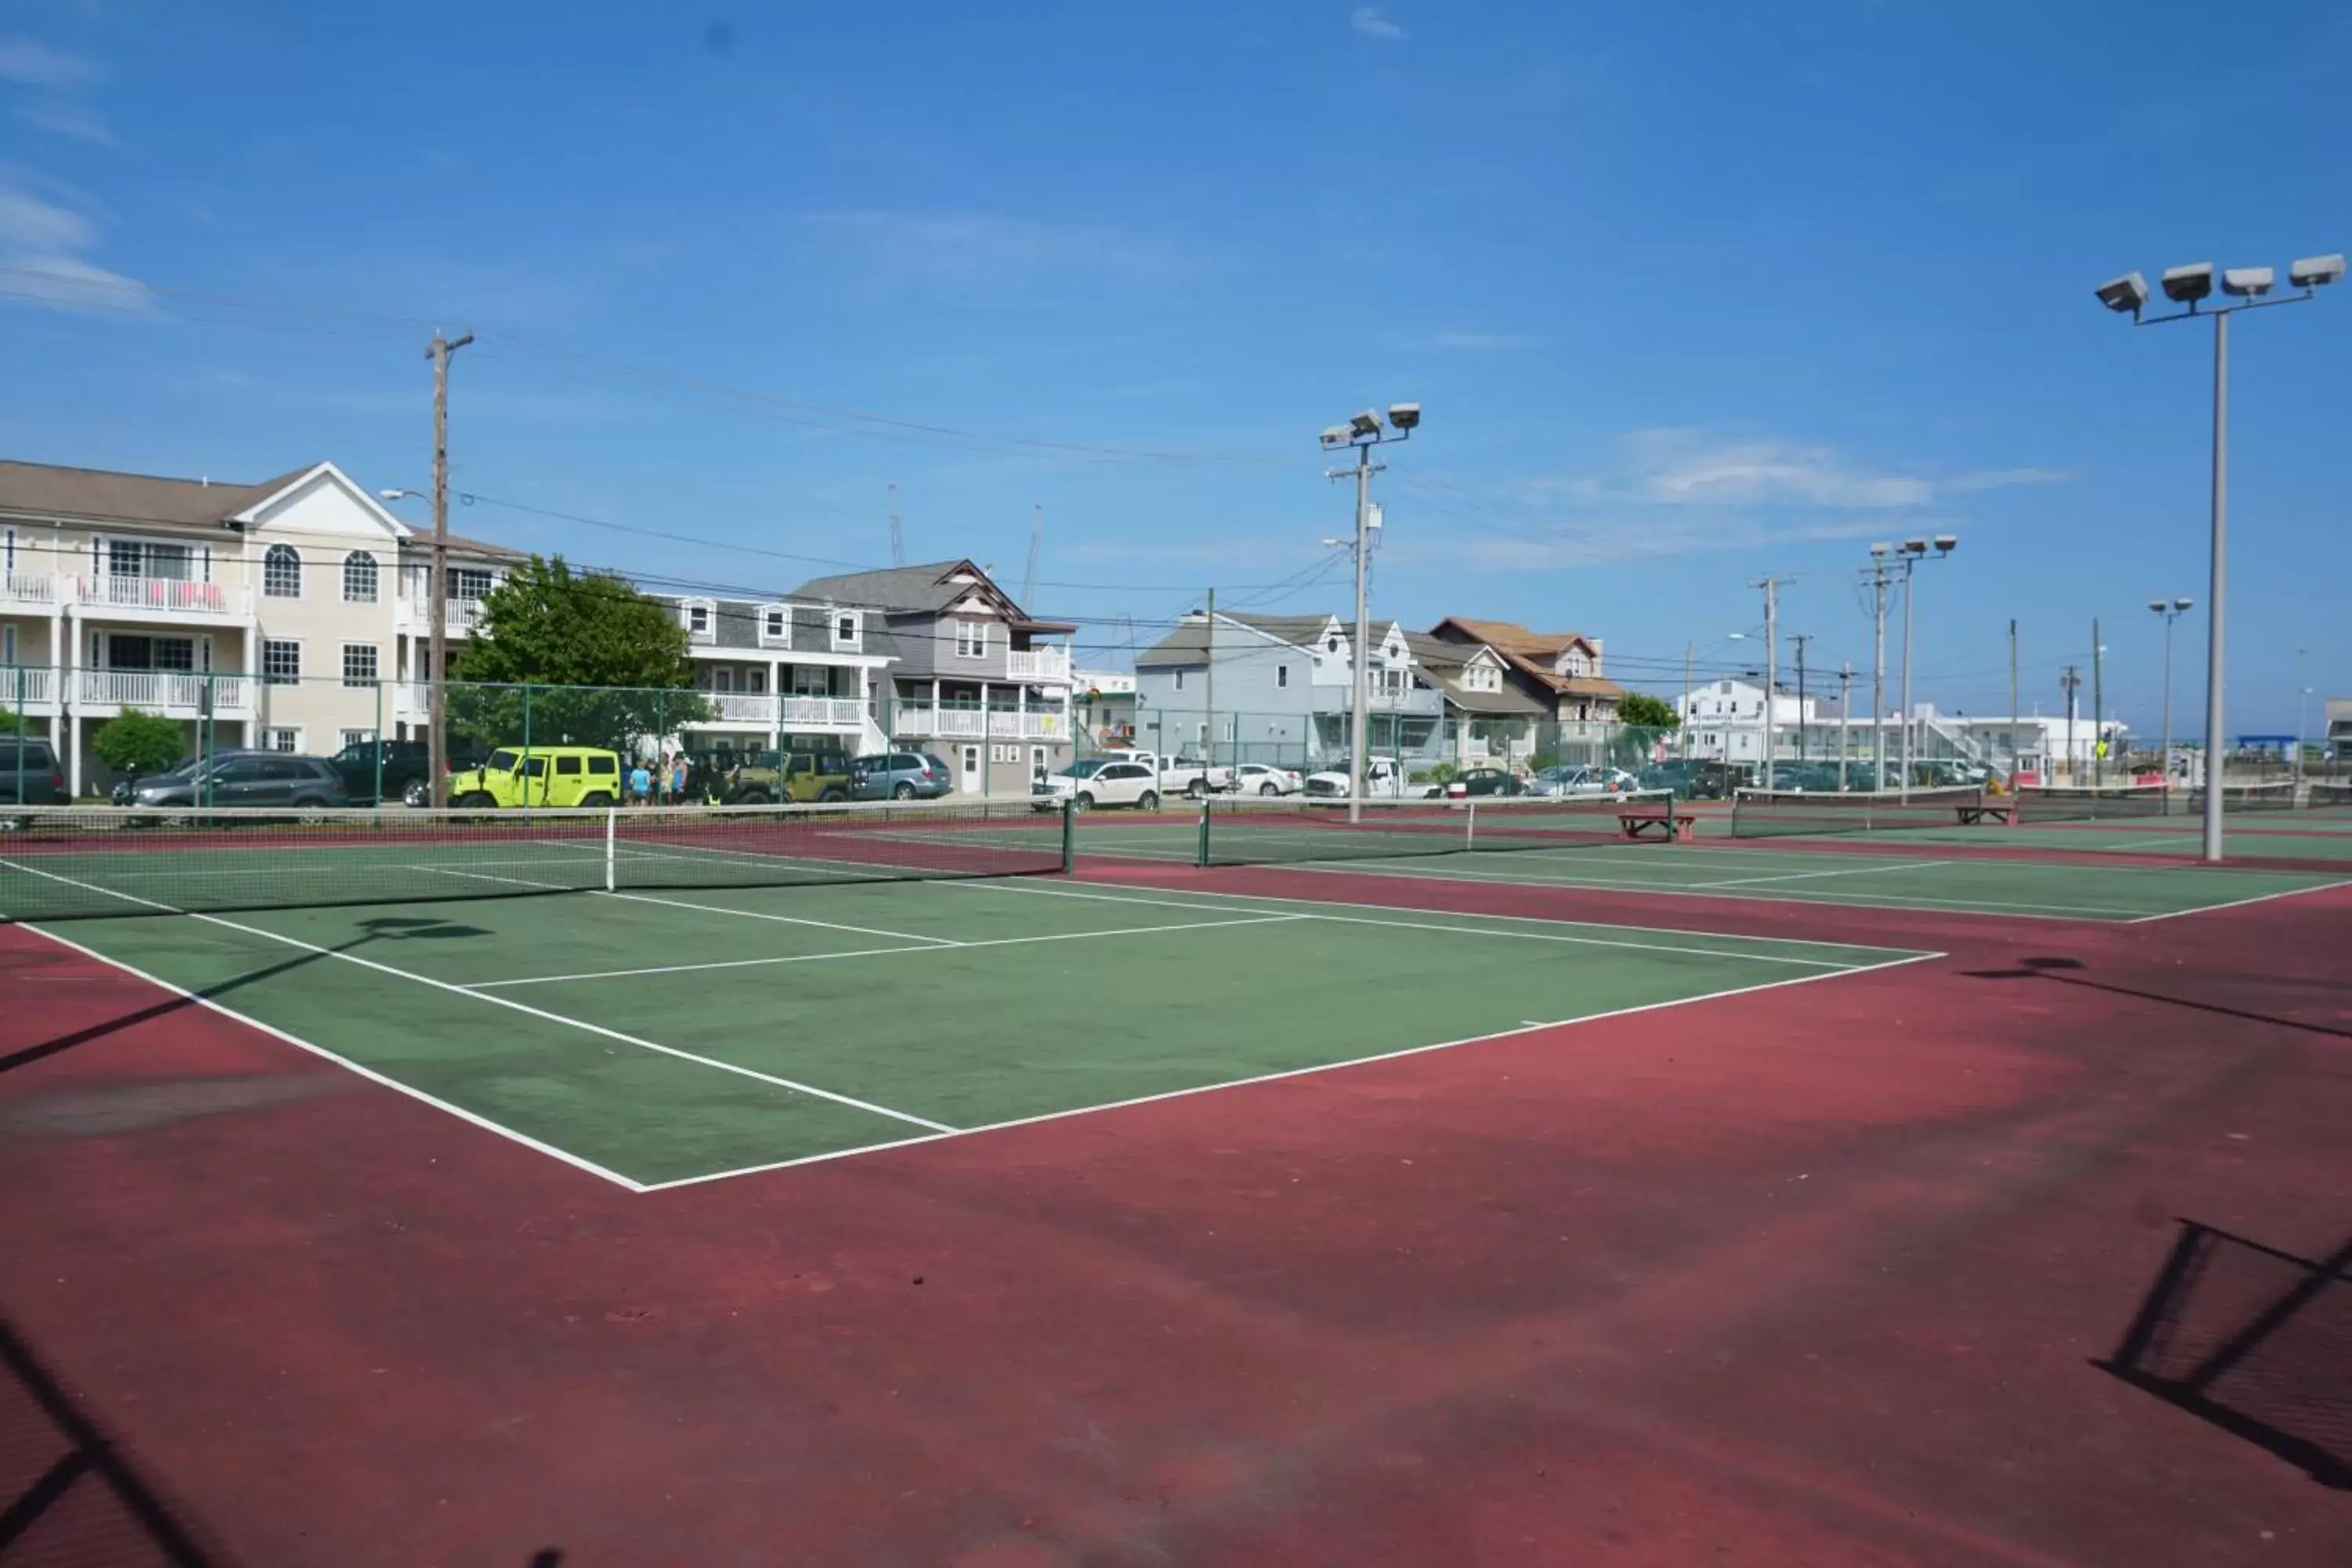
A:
960;744;980;793
1030;746;1047;784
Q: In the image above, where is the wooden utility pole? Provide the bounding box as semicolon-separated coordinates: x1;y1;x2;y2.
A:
1203;587;1216;774
2092;617;2105;787
888;483;904;567
426;328;473;808
2009;619;2020;782
1788;631;1813;762
1837;661;1853;789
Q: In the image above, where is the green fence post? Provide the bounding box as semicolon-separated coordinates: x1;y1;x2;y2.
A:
10;664;24;808
1196;794;1211;867
522;681;534;818
372;677;384;809
1060;794;1076;873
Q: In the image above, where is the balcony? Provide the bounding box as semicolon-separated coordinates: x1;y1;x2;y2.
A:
895;706;1064;741
4;572;60;610
780;695;866;728
678;693;869;730
74;669;252;719
395;597;486;637
1005;646;1072;684
0;667;57;710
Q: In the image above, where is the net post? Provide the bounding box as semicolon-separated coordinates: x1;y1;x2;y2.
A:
1465;798;1476;851
604;804;617;892
1060;795;1075;873
1196;794;1211;868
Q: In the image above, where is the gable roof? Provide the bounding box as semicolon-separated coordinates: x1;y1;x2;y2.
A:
0;459;320;530
1428;615;1621;702
1401;631;1547;714
788;558;1076;633
1134;610;1352;668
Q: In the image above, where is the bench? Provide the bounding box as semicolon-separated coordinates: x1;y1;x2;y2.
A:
1621;810;1692;844
1956;800;2015;826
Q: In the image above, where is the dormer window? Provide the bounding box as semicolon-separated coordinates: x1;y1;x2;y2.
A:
680;599;714;641
831;610;860;649
763;605;790;641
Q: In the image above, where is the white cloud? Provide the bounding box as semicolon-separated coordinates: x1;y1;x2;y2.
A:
0;171;153;314
1539;430;2069;512
1349;8;1406;42
13;97;114;145
0;38;99;89
1440;512;1904;572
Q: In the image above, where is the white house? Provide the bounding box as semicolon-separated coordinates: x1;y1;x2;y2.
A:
1675;678;1820;764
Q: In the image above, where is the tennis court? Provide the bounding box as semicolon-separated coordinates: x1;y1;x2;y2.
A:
5;811;1928;1187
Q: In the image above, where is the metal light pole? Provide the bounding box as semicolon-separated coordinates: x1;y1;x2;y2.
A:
1893;535;1956;801
1319;405;1420;822
2150;597;2192;811
2094;252;2342;861
2296;646;2310;789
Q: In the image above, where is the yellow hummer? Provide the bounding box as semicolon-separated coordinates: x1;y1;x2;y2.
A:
447;746;625;809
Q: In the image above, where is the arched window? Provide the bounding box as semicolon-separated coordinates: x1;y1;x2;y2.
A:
342;551;379;604
263;544;302;599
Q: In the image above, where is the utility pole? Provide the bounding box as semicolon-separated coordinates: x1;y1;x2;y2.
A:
2008;619;2020;783
1867;548;1893;791
2060;666;2082;780
1788;632;1813;762
1681;641;1693;762
425;328;473;809
2296;646;2310;789
887;483;904;567
2092;617;2106;787
1204;587;1216;776
1838;661;1854;789
1753;576;1791;789
1319;405;1417;822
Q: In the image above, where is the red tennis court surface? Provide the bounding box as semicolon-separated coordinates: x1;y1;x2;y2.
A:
2;862;2347;1566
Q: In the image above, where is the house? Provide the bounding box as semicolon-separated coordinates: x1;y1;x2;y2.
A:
1674;677;1817;764
786;560;1077;796
1073;668;1138;750
1399;632;1550;764
1425;618;1624;723
1132;610;1443;765
644;592;898;758
1;459;517;793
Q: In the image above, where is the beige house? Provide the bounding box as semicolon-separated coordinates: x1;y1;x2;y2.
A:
0;459;517;793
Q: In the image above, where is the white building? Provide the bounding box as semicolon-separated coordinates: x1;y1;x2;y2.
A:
1674;678;1820;763
1;459;517;792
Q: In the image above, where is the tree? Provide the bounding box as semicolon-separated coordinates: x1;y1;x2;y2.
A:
448;556;711;753
91;709;185;777
1617;692;1680;731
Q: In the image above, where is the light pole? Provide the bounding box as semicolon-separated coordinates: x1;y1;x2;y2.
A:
2296;647;2310;790
2095;252;2343;860
1890;535;1956;800
1319;404;1420;822
2150;597;2192;808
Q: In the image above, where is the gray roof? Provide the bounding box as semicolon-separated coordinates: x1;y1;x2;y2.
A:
1135;610;1340;667
788;558;1076;633
0;459;318;529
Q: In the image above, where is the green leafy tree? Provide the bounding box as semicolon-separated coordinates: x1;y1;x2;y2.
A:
1616;692;1679;730
91;709;186;777
448;556;711;753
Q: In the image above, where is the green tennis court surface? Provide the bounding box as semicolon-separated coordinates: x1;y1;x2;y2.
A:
29;878;1929;1189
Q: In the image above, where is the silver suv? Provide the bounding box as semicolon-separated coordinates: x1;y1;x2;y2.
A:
848;752;954;801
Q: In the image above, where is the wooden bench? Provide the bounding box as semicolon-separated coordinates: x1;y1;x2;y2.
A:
1621;810;1693;844
1955;800;2015;826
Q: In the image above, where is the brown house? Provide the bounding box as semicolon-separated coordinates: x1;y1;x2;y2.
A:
1426;617;1625;722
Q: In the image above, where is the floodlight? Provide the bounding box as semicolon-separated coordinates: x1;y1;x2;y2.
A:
1319;426;1349;448
2220;267;2274;298
2095;271;2151;315
2161;263;2214;304
2149;600;2169;613
2288;253;2346;289
1386;402;1421;431
1869;542;1891;557
1901;537;1929;554
1933;534;1958;554
2174;597;2193;612
378;488;409;500
1348;409;1383;437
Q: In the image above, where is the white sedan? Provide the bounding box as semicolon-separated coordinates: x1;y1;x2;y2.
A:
1032;757;1163;811
1229;763;1303;797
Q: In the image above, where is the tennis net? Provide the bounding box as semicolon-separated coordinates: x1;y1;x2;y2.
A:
1198;791;1675;867
1729;785;1982;839
2016;783;2169;822
2307;779;2352;811
0;800;1068;922
2200;780;2298;811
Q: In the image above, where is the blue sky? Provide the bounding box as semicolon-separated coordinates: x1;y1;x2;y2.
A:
3;0;2346;737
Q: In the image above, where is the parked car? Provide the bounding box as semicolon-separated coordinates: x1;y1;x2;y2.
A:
1445;765;1523;799
1635;760;1737;800
848;751;954;801
719;748;854;805
118;750;349;811
396;740;495;807
447;746;624;809
1302;758;1443;800
1229;762;1303;797
328;739;428;805
1033;757;1160;811
1097;748;1235;799
0;736;67;826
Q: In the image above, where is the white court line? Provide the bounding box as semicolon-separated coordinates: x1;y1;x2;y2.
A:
2124;877;2352;924
0;856;955;1137
940;880;1881;968
1693;858;1955;890
467;913;1307;989
640;946;1948;1192
598;889;958;946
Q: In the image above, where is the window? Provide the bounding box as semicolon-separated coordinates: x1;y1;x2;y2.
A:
746;669;765;694
1;626;13;665
341;729;375;750
263;545;302;598
450;567;493;601
343;552;379;603
2;528;12;575
1276;666;1290;689
764;607;789;641
262;640;301;684
264;728;300;753
1326;637;1341;653
713;668;734;694
1173;670;1185;692
555;754;582;776
793;666;829;697
586;754;616;775
684;603;711;636
833;612;859;648
953;621;988;659
341;644;379;688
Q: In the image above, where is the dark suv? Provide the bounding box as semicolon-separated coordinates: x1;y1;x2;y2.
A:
329;739;430;805
118;750;349;811
0;736;67;824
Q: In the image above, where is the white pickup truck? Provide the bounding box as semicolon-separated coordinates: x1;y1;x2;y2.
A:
1098;749;1236;800
1301;757;1443;800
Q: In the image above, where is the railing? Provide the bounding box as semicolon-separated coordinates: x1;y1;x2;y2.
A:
392;682;430;719
74;670;252;715
75;576;241;615
3;572;57;607
989;710;1063;739
396;597;485;634
702;691;774;723
0;667;56;706
779;695;866;727
1005;647;1073;683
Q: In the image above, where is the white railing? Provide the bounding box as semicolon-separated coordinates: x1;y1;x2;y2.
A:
701;691;774;724
75;670;252;716
0;668;56;706
779;695;866;728
391;682;430;719
1005;647;1072;683
3;572;57;607
894;706;985;739
77;576;241;616
394;596;485;635
989;710;1064;739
